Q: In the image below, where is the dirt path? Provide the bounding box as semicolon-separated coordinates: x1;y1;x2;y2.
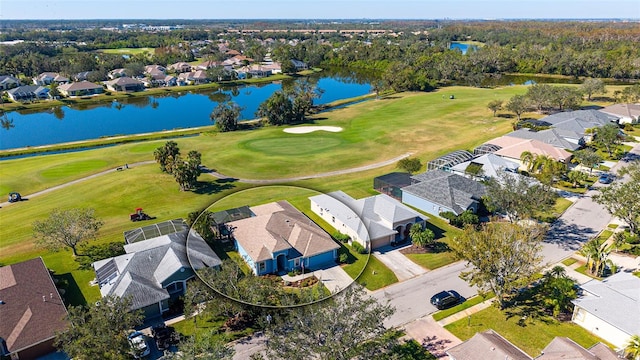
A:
1;152;412;207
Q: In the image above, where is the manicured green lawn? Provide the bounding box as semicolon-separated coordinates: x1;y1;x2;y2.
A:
171;314;254;342
561;258;578;266
445;305;610;357
432;293;495;321
535;197;573;223
97;47;155;55
574;264;600;280
596;230;613;242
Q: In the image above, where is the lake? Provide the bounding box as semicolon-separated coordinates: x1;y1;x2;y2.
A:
450;42;477;55
0;75;372;150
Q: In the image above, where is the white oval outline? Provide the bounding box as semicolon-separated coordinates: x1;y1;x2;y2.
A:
186;184;373;308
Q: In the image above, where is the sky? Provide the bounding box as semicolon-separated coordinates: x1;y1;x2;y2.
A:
1;0;639;20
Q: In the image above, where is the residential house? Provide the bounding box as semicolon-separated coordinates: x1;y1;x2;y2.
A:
538;109;619;141
373;172;413;200
144;64;166;74
601;103;640;125
506;128;583;151
262;62;282;74
236;64;272;79
450;153;520;180
310;191;426;250
93;219;221;320
177;70;209;85
57;81;104;97
167;62;192;73
105;77;145;92
0;257;68;360
107;68;128;79
143;73;177;88
32;72;69;86
222;55;254;67
291;59;308;71
73;71;92;81
227;201;340;275
6;85;50;102
446;330;618;360
446;329;532;360
401;170;486;217
482;136;572;166
537;337;618;360
0;75;20;90
572;271;640;349
196;60;221;70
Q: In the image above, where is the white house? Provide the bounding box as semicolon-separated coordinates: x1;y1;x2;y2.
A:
601;103;640;125
309;191;427;250
571;271;640;350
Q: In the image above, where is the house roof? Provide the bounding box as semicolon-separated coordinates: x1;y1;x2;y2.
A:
539;110;618;135
58;81;103;92
403;170;486;215
105;76;144;86
228;201;339;263
572;271;640;337
6;85;48;96
536;337;601;360
587;343;619;360
0;258;68;355
450;153;520;179
374;172;413;188
309;191;426;242
506;128;581;151
93;221;221;311
35;72;69;82
446;329;532;360
485;136;572;163
601;103;640;120
0;75;19;83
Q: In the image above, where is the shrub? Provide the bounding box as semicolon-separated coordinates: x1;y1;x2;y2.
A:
624;123;634;132
76;241;125;270
333;231;351;243
351;242;367;254
339;253;349;264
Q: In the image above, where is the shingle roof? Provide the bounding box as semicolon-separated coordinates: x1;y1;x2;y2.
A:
450;153;520;179
446;329;532;360
506;128;581;151
587;343;619;360
539;110;618;135
309;191;426;241
93;222;221;311
0;258;68;355
6;85;48;96
572;271;640;337
58;80;103;92
601;103;640;121
537;337;599;360
403;170;486;215
228;201;339;262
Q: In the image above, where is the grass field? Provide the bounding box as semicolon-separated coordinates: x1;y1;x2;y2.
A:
445;305;609;356
431;293;495;322
97;47;155;55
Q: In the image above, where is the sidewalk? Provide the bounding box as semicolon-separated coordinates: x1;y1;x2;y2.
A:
435;299;494;326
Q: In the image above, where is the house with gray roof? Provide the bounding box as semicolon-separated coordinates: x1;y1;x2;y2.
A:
506;128;583;151
57;81;104;97
538;110;619;140
571;271;640;349
6;85;50;102
310;191;426;250
105;76;145;92
536;337;618;360
446;329;532;360
228;201;339;275
93;219;221;320
0;75;20;90
32;72;69;86
402;170;486;217
450;153;520;180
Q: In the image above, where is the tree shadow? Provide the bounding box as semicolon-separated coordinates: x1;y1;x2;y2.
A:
545;219;595;251
502;287;552;327
497;113;515;119
428;241;451;254
52;273;87;307
424;221;446;240
192;179;236;195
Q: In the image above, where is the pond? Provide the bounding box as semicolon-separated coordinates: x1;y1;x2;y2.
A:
0;75;373;150
450;42;477;55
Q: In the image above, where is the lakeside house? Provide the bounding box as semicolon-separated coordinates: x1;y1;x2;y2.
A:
0;75;20;90
481;136;573;166
57;80;104;97
6;85;50;102
105;76;145;92
32;72;69;86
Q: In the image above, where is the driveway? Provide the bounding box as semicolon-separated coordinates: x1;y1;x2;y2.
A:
314;264;354;293
403;316;462;358
373;245;428;281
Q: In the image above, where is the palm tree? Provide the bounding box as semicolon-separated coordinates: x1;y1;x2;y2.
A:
625;335;640;360
579;238;616;277
567;170;588;188
520;151;535;173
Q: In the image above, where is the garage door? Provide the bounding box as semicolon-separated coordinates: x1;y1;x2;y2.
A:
371;235;391;249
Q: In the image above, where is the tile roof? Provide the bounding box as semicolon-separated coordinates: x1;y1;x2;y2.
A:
93;222;221;311
58;80;103;92
485;136;572;163
403;170;486;215
446;329;532;360
572;271;640;337
228;201;339;262
105;76;144;86
0;258;68;355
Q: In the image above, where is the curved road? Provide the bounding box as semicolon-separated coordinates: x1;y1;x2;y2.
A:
0;153;412;207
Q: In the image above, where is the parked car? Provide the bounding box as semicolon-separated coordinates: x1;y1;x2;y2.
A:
128;331;150;358
430;290;461;310
598;173;613;184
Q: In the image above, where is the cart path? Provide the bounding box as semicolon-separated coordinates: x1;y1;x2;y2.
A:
1;152;412;207
204;152;413;184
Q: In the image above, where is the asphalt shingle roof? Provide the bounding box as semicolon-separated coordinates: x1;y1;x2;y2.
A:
506;128;581;151
446;329;532;360
404;170;486;215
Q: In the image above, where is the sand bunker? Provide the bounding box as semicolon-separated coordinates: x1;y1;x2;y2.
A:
283;126;343;134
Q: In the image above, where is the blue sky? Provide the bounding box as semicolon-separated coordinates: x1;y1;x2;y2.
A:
2;0;639;20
